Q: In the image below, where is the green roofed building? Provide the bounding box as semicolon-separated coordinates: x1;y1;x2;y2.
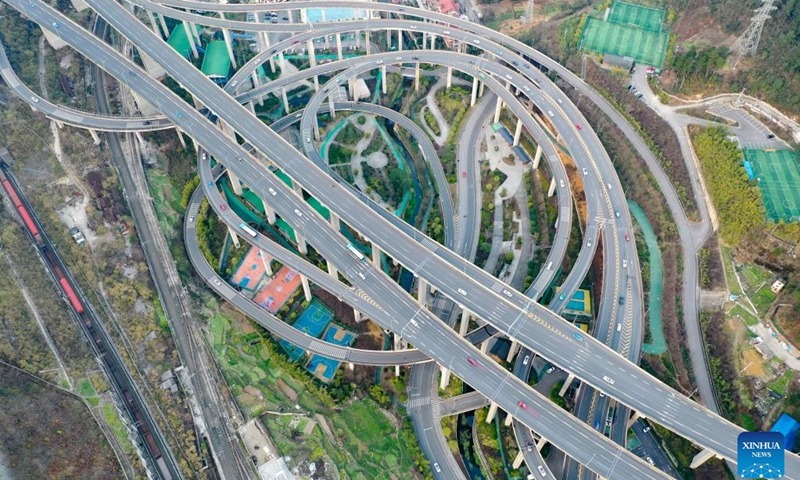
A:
167;24;199;59
202;41;232;82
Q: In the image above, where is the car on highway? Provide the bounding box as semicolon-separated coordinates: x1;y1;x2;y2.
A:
443;30;451;35
52;22;60;29
294;209;303;216
376;60;384;64
518;400;528;410
603;375;615;385
295;113;302;118
622;259;628;268
547;110;554;117
201;152;207;160
230;80;238;88
581;168;588;176
214;278;222;287
207;181;213;187
642;426;651;433
625;234;631;242
410;25;417;29
505;74;513;80
572;332;584;341
497;50;504;56
433;462;441;472
523;63;530;68
323;87;329;92
412;56;420;60
395;56;402;60
305;137;311;143
478;73;486;79
559;180;565;188
646;456;654;465
617;323;622;332
546;366;555;374
220;203;227;211
587;239;592;247
467;357;480;367
457;287;467;296
409;319;419;327
189;215;195;223
268;187;277;196
595;421;601;429
537;465;547;476
462;171;467;178
523;86;530;92
176;111;183;118
523;355;530;365
599;392;605;397
618;296;625;305
576;124;582;130
31;96;38;103
474;39;481;44
559;292;566;301
615;211;620;218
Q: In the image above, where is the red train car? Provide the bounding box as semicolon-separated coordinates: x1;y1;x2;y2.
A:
16;205;41;241
59;278;84;314
1;178;23;208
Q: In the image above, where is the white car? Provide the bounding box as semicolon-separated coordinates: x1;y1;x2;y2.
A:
433;462;441;472
474;39;481;44
616;323;622;332
31;96;39;103
537;465;547;476
523;86;531;92
410;319;419;328
642;426;651;433
582;168;588;176
294;209;303;216
622;260;628;268
443;30;451;35
559;180;565;188
523;355;530;365
213;278;222;286
603;375;615;385
268;188;277;196
505;74;513;80
546;366;555;374
395;56;402;60
547;110;554;117
457;288;467;296
502;289;512;298
376;60;384;64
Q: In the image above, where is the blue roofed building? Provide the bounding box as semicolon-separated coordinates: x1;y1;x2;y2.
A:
771;413;800;451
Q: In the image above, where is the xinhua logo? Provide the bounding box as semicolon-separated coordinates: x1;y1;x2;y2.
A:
738;431;785;478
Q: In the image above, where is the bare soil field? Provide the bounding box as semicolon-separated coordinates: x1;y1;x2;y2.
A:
0;364;122;480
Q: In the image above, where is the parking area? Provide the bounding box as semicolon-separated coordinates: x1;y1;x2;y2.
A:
708;103;785;147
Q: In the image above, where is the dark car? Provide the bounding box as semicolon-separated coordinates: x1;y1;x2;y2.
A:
618;296;625;305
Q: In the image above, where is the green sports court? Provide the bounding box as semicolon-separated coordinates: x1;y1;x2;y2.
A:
579;1;670;67
607;1;665;32
743;149;800;222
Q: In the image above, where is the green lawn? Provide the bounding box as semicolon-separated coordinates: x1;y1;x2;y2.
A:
768;370;794;395
103;403;135;456
750;286;777;316
740;264;770;288
720;245;743;296
77;378;97;398
729;303;760;327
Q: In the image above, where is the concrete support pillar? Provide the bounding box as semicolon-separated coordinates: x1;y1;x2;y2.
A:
219;18;237;69
175;127;186;148
354;309;363;323
327;261;339;279
182;21;198;59
348;77;356;100
414;62;420;91
262;198;276;225
134;131;144;145
147;11;163;39
356;30;362;49
397;29;403;51
481;340;489;353
264;35;276;74
259;250;273;276
280;89;290;114
228;170;243;195
439;367;451;389
158;14;169;42
512;450;525;469
313;116;321;141
506;340;520;362
365;30;371;55
189;22;202;48
504;413;514;427
459;308;471;336
486;402;499;423
479;80;486;97
330;211;340;231
417;278;427;306
394;334;403;377
301;274;312;302
371;244;381;265
533;144;543;169
329;98;336;119
548;175;557;197
88;129;101;145
336;33;343;60
349;362;355;370
247;100;257;115
513;118;523;146
559;373;575;397
536;436;547;451
296;233;308;255
228;225;240;248
381;65;388;94
471;77;479;106
446;66;453;88
493;96;504;123
278;52;287;72
690;448;719;469
429;34;436;50
306;39;319;91
627;411;644;430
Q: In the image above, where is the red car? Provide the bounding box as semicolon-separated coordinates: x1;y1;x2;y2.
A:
462;171;467;178
220;204;228;211
625;234;630;242
467;357;479;367
518;401;528;410
576;124;582;130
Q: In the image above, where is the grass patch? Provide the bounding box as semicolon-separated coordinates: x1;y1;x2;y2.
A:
729;304;760;327
77;378;97;398
102;403;135;457
768;370;794;395
720;245;743;296
750;286;777;316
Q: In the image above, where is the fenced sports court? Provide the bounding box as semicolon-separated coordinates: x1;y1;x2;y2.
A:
307;325;355;382
279;299;334;361
579;1;669;67
607;1;665;32
253;266;301;313
743;149;800;222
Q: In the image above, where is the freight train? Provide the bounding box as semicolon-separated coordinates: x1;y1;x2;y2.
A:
0;164;171;480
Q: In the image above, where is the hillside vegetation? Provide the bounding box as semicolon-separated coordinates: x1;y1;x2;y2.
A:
690;126;765;244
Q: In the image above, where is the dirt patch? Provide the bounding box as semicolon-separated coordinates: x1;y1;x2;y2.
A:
276;379;298;402
672;3;739;48
0;364;122;480
741;347;770;381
